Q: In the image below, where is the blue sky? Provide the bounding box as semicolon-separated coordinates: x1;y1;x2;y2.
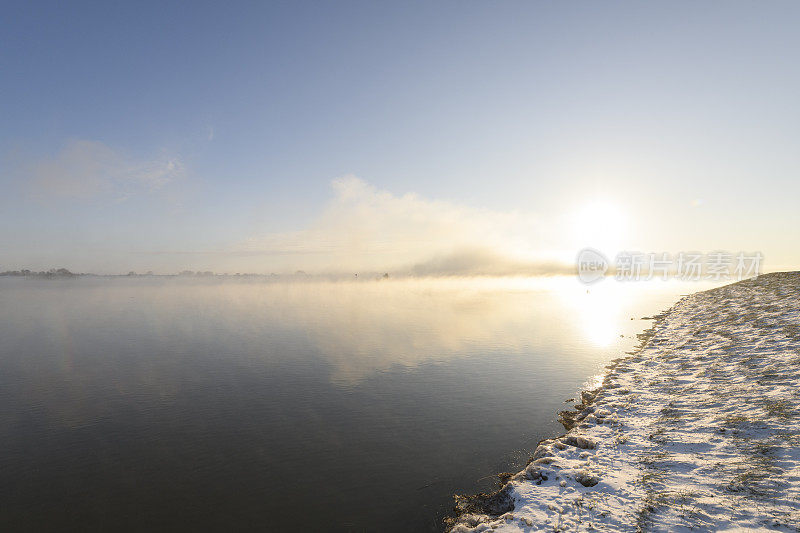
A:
2;1;799;273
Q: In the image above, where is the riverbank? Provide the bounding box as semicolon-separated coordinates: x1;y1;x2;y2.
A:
448;272;800;531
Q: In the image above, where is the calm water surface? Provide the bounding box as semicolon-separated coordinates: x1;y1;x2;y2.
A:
0;277;717;531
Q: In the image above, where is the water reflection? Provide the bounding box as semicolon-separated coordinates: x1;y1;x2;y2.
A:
0;276;720;387
0;275;722;532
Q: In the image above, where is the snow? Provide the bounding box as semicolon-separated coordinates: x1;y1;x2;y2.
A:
449;273;800;532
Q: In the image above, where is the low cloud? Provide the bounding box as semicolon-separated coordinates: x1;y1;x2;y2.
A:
240;176;568;276
26;139;185;201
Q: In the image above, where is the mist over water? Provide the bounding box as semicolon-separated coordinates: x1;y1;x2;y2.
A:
0;276;717;531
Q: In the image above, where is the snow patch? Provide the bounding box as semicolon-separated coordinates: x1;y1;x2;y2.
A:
448;273;800;532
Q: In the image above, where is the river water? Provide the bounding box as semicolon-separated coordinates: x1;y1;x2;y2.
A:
0;276;717;531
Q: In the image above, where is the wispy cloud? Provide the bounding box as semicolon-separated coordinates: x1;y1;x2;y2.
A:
25;139;185;201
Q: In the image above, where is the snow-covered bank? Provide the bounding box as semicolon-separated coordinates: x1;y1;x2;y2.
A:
449;272;800;532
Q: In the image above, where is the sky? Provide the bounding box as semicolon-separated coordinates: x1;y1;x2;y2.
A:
2;1;799;274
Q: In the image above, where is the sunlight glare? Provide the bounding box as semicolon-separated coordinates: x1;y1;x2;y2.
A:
568;200;628;257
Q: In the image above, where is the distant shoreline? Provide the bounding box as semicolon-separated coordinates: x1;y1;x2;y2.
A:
0;270;580;282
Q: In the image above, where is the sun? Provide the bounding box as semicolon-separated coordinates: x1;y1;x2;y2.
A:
568;200;628;256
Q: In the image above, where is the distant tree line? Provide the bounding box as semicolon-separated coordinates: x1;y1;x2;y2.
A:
0;269;394;280
0;268;78;277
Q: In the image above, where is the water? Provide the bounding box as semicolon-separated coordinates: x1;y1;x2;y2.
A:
0;276;717;531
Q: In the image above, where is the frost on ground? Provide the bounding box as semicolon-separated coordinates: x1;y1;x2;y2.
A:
448;272;800;532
